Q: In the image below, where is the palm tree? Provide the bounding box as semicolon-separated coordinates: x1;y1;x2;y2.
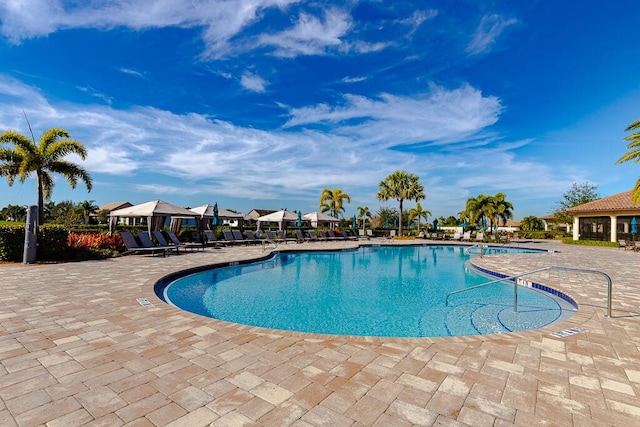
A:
408;202;431;231
77;200;99;224
0;126;92;225
319;188;351;219
616;118;640;204
356;206;371;230
377;170;425;236
494;192;514;227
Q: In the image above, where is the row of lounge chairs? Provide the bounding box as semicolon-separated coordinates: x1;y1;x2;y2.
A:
619;239;640;251
121;228;367;256
120;231;205;256
216;229;364;245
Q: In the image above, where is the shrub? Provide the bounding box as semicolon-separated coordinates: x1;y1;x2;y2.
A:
38;226;71;261
561;238;619;248
0;224;25;261
68;232;125;260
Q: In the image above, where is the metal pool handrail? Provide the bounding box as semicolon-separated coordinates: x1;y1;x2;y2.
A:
464;243;487;257
446;266;613;318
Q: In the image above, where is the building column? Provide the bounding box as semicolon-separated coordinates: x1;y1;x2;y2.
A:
573;216;580;240
543;220;549;231
610;215;617;242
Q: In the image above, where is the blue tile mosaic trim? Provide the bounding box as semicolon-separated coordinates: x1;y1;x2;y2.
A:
471;264;578;309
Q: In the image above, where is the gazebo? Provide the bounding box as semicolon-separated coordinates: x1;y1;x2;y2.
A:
109;200;198;234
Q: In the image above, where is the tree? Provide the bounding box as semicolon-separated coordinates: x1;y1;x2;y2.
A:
377;170;425;236
356;206;372;230
319;188;351;220
521;215;544;231
494;192;514;227
553;182;600;224
77;199;98;224
375;206;399;228
0;126;93;225
616;118;640;204
408;202;431;231
1;204;27;221
462;192;514;232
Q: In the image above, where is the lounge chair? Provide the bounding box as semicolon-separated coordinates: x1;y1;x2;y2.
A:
245;230;263;244
295;229;309;243
452;232;461;241
165;231;205;251
619;239;630;250
475;232;484;242
635;241;640;252
341;230;358;241
231;229;249;244
203;230;225;247
328;230;344;240
119;231;168;256
137;231;178;255
307;230;321;241
265;230;281;243
461;231;471;241
277;230;296;244
222;229;241;244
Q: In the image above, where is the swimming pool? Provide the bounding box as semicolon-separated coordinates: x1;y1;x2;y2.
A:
157;245;576;337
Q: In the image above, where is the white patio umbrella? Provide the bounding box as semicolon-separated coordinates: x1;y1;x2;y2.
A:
257;209;299;230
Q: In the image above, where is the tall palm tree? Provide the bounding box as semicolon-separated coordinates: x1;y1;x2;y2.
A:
377;170;425;236
616;118;640;204
0;127;93;225
356;206;371;230
408;202;431;231
319;188;351;219
494;192;514;227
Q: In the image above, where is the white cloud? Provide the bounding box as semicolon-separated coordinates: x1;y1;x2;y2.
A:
0;0;300;57
0;73;569;217
466;14;518;56
284;83;502;147
256;9;352;57
240;71;267;93
119;68;144;77
342;76;367;83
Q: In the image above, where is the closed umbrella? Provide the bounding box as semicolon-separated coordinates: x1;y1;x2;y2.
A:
632;217;637;240
352;215;357;229
213;202;219;226
297;211;302;227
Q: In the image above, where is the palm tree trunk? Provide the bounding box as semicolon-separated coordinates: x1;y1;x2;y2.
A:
398;199;403;236
37;172;44;226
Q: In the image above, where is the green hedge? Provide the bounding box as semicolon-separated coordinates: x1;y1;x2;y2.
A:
0;225;25;261
561;238;620;248
0;224;70;262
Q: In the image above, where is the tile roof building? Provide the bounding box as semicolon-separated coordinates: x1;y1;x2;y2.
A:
566;190;640;241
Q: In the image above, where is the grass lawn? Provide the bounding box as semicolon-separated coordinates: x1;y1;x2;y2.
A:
0;220;25;226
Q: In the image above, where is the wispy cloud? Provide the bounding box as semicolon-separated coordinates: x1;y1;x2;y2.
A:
0;73;570;215
466;14;518;56
284;83;502;147
256;9;352;57
240;71;267;93
342;76;367;83
119;68;144;78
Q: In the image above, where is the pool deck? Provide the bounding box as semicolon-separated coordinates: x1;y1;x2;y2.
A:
1;239;639;426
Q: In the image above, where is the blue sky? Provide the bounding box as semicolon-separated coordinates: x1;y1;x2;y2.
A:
1;0;640;220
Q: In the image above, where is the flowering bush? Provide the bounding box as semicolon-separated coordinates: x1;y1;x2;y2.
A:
68;232;125;259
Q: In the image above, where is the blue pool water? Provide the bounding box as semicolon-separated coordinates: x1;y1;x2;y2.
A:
159;245;576;337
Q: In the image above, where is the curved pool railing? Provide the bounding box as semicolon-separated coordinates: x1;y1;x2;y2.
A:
446;266;613;317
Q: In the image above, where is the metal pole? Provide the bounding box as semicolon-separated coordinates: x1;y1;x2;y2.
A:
23;205;37;264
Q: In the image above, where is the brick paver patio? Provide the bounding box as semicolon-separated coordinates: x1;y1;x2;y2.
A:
1;239;639;426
